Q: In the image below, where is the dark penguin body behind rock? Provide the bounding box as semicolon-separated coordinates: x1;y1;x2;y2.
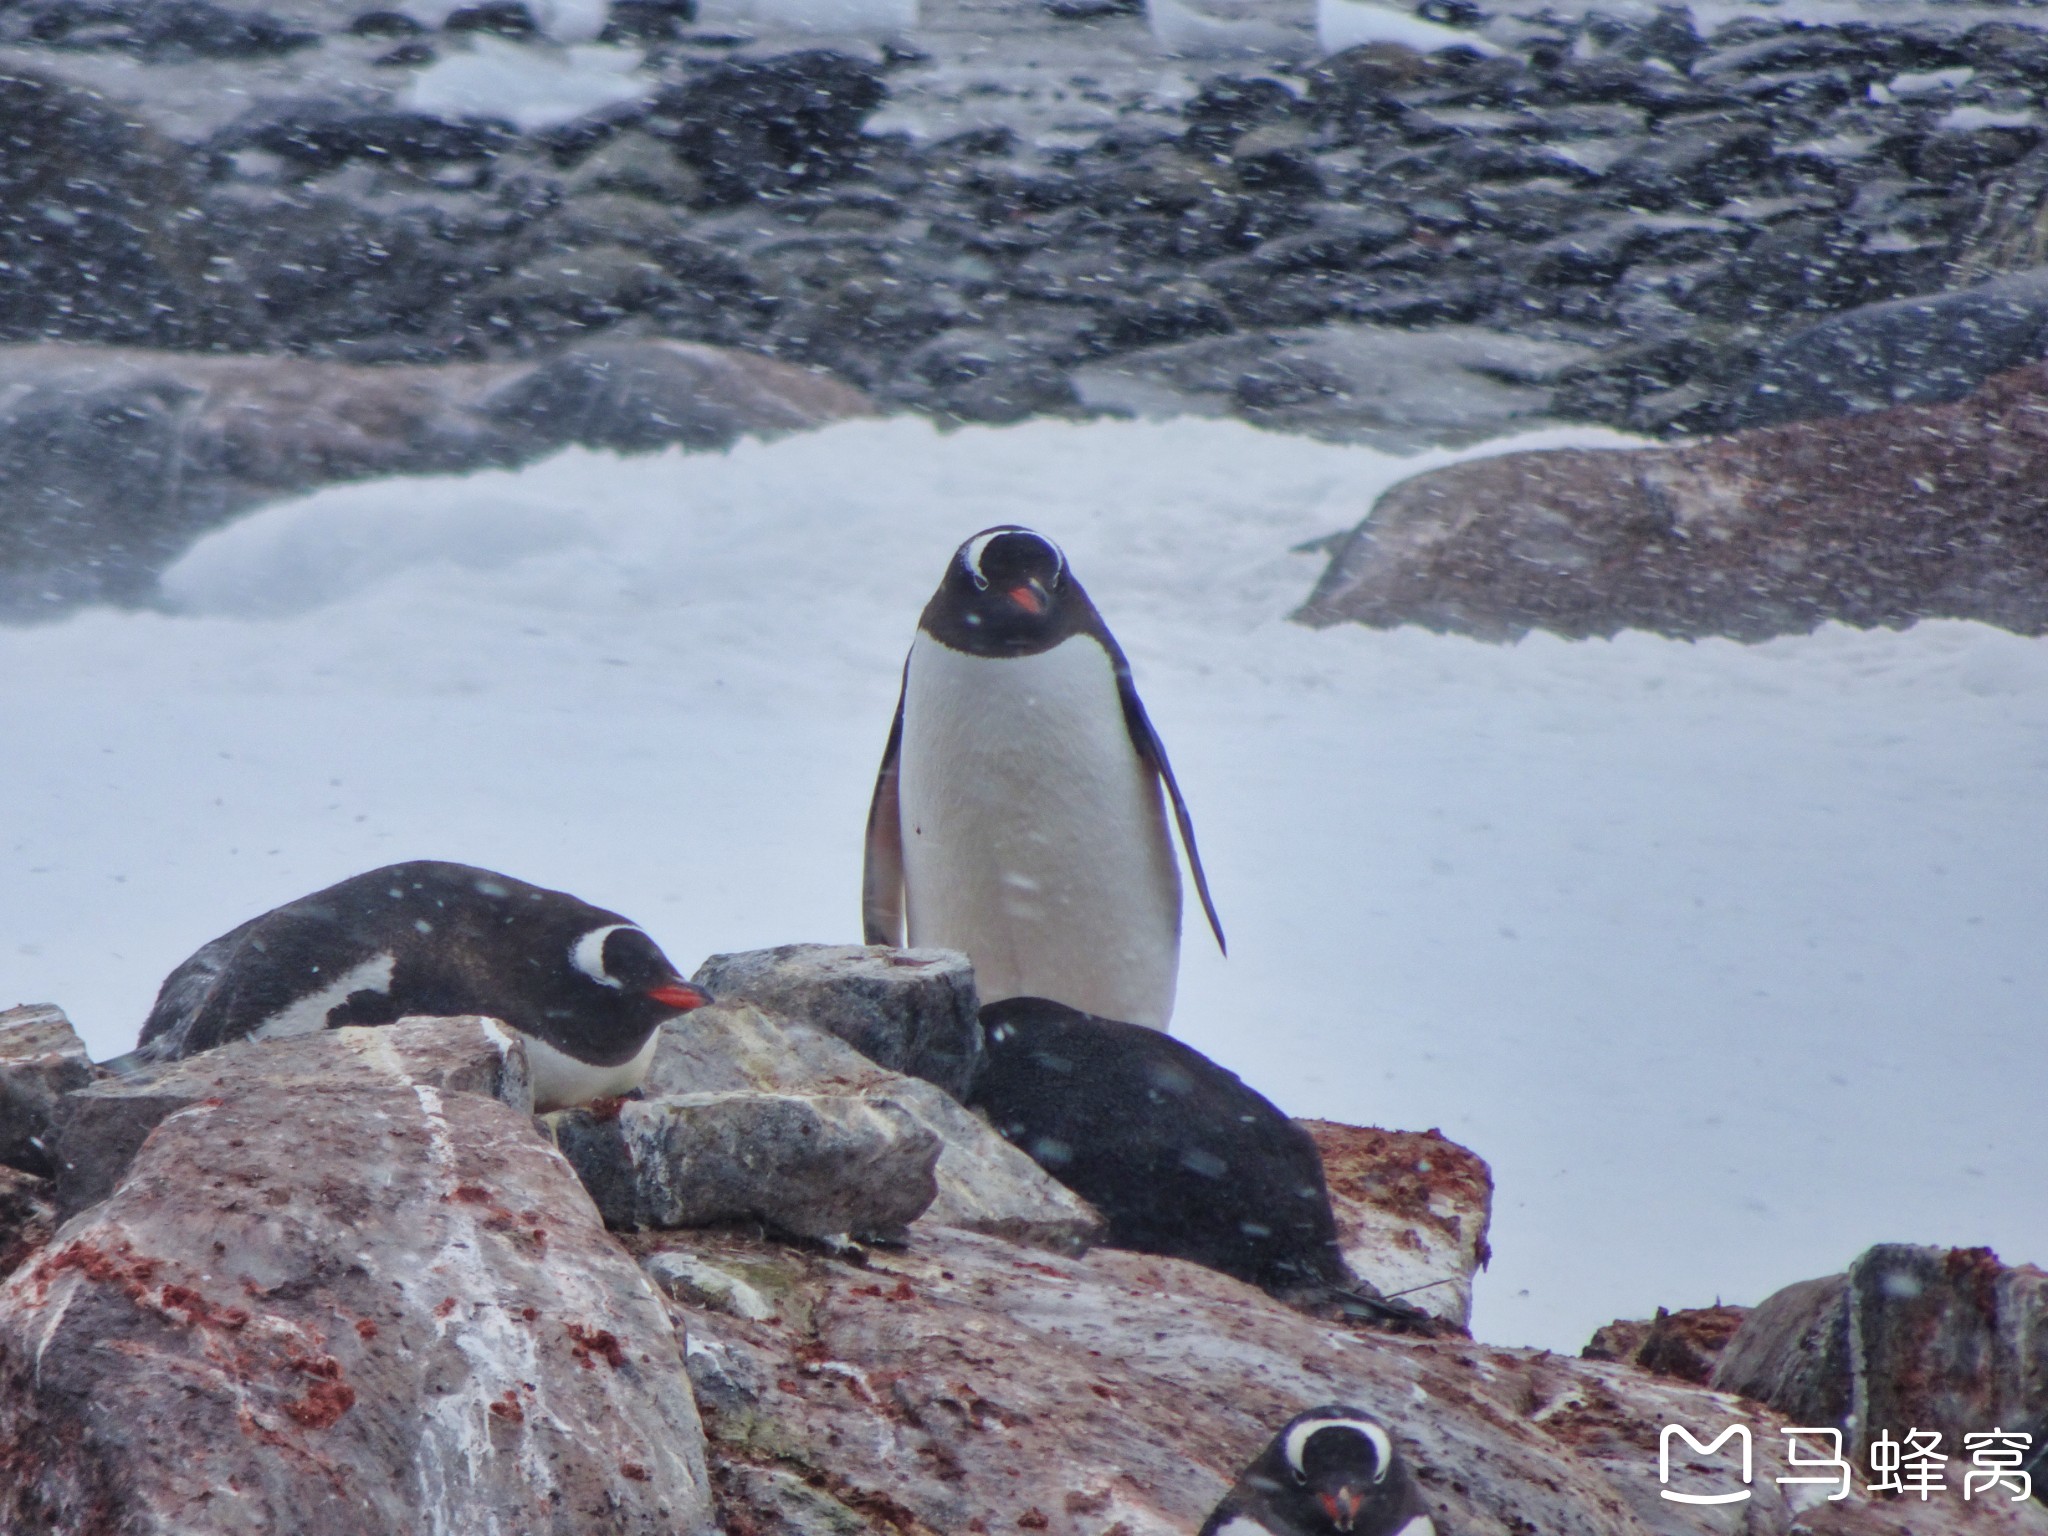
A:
132;860;710;1110
1202;1407;1436;1536
967;995;1347;1298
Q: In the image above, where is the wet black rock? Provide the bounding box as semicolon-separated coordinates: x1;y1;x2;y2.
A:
0;0;316;59
0;70;217;348
1728;265;2048;428
657;52;888;205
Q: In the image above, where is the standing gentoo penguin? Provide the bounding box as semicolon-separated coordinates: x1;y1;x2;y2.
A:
128;860;711;1111
1202;1407;1436;1536
862;526;1224;1028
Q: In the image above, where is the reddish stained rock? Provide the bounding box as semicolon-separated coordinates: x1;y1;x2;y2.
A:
1301;1121;1491;1331
1582;1304;1749;1385
640;1224;2048;1536
1296;362;2048;641
0;1075;715;1535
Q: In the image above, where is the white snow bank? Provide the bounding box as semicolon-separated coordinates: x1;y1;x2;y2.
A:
6;414;2047;1356
404;37;650;134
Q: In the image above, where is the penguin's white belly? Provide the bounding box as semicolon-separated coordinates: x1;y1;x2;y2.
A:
523;1029;661;1113
899;633;1182;1028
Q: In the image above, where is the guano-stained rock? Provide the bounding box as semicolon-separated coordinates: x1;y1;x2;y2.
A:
639;1222;2048;1536
0;1072;716;1535
51;1015;533;1217
690;944;982;1098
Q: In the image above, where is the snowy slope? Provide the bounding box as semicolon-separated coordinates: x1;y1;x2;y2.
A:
5;414;2047;1352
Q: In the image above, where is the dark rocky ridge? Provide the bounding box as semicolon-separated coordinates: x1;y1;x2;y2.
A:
3;0;2048;456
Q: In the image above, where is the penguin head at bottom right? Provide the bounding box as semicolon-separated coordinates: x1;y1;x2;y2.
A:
1200;1406;1437;1536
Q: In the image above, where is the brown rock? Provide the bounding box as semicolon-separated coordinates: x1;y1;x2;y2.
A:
0;1065;715;1534
1581;1304;1749;1385
1296;362;2048;641
1300;1121;1491;1331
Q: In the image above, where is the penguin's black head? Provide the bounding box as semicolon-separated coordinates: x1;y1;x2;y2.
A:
567;923;712;1022
1266;1408;1406;1534
925;526;1082;655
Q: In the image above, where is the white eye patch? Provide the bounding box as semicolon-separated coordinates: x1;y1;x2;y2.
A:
1284;1418;1392;1483
570;924;637;988
964;527;1065;590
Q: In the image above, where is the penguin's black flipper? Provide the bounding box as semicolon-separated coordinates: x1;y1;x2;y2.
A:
1113;662;1225;956
861;668;909;947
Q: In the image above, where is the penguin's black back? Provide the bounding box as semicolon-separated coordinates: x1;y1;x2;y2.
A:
968;997;1349;1297
136;860;664;1066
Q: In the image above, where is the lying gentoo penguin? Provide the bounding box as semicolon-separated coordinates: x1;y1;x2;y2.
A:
127;860;710;1110
968;996;1349;1300
1202;1407;1436;1536
862;526;1224;1029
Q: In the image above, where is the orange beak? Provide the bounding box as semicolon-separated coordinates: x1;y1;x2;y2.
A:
1318;1487;1364;1531
1005;581;1047;615
647;981;713;1012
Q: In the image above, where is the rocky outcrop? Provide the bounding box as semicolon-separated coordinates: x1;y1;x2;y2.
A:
0;341;872;613
7;0;2048;497
653;1220;2048;1536
1296;361;2048;641
4;995;2045;1534
690;944;982;1098
1306;1121;1491;1331
0;1004;92;1175
1712;1244;2048;1463
0;1016;717;1535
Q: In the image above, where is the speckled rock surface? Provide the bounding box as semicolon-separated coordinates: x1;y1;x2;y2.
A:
644;1002;1100;1249
690;945;982;1098
1713;1244;2048;1465
0;1069;715;1535
548;1086;943;1239
52;1014;534;1217
0;1003;92;1175
639;1221;2048;1536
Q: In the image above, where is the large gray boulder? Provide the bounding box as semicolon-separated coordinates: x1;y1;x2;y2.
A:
551;1003;1101;1249
51;1015;533;1217
0;1023;717;1536
0;1004;93;1175
1713;1244;2048;1463
690;945;983;1098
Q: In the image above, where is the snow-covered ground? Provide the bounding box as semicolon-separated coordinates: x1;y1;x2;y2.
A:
6;414;2047;1352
